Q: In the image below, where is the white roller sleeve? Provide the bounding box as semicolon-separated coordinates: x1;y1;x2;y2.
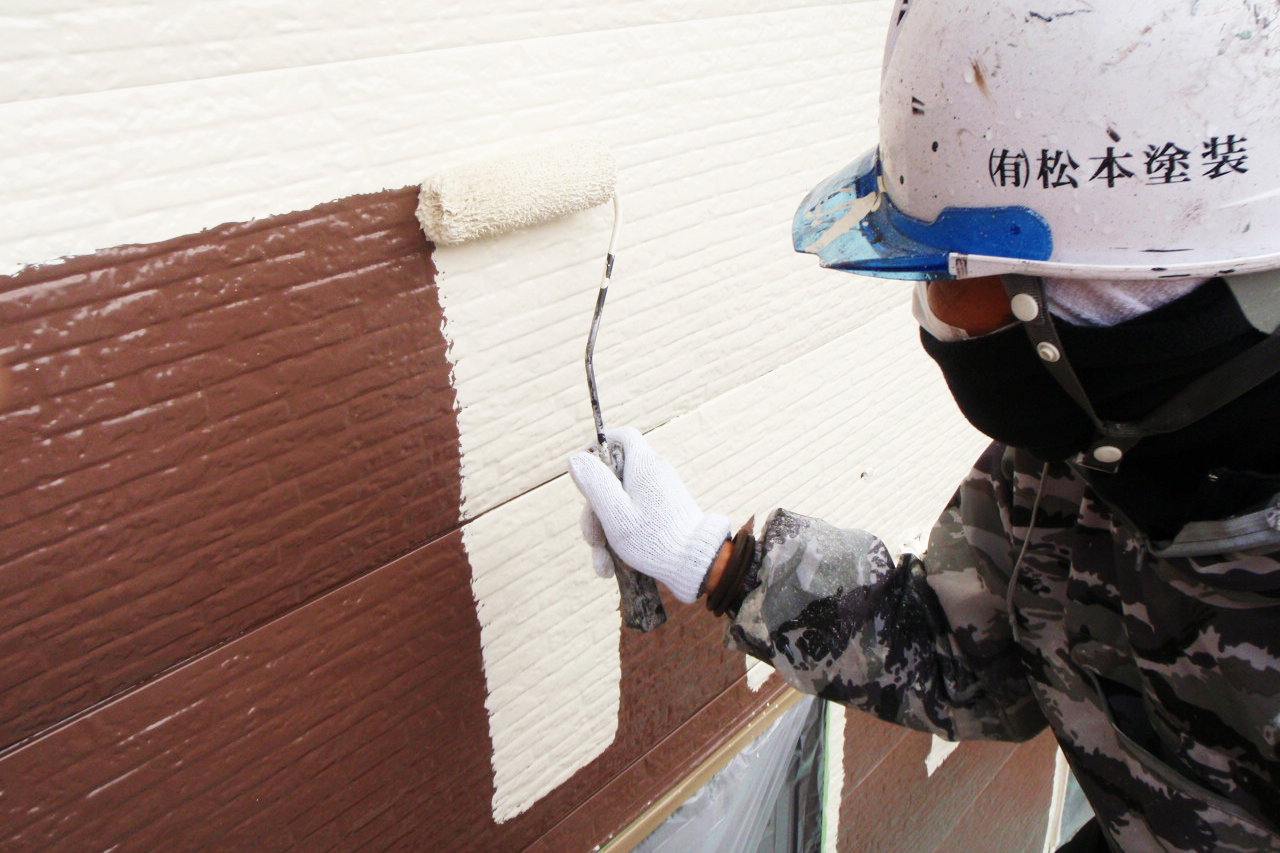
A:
417;140;617;245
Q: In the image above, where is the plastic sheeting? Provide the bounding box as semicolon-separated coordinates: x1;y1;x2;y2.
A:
635;696;824;853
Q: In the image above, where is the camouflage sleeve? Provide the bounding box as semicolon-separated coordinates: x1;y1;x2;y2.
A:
726;443;1048;742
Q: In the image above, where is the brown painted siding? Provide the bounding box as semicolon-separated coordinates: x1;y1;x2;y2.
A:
0;527;783;853
933;734;1060;852
0;190;460;748
838;713;1057;853
2;533;490;852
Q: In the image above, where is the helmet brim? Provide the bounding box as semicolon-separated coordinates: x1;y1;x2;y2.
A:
793;149;1054;281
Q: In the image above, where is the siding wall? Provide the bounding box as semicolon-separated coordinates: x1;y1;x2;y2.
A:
0;3;1055;851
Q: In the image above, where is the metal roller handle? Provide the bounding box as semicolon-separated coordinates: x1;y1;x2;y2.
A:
585;196;667;632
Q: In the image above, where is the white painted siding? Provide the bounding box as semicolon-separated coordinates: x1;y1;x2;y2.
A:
2;0;989;829
2;1;842;101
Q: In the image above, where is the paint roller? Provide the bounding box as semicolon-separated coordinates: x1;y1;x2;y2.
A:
417;141;667;632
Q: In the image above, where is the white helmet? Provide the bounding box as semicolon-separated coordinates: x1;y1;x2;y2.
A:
796;0;1280;281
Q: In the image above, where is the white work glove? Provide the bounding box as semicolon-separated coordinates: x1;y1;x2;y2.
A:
579;505;617;579
568;426;731;604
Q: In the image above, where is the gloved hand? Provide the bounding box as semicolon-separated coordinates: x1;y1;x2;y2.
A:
568;426;731;603
579;504;616;579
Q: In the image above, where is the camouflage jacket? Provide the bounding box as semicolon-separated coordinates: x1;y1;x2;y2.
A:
727;442;1280;852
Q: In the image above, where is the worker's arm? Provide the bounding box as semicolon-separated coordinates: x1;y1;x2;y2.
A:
724;490;1045;742
571;433;1048;743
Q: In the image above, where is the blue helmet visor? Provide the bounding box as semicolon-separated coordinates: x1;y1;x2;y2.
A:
792;149;1054;281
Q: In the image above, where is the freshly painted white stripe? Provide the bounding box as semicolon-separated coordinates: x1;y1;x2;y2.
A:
746;659;774;692
434;212;627;823
925;734;962;778
463;473;621;824
821;703;846;853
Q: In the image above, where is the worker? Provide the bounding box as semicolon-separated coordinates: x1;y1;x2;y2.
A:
568;2;1280;851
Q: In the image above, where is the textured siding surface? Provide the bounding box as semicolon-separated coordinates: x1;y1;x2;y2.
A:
1;192;457;747
837;716;1059;853
0;2;1055;851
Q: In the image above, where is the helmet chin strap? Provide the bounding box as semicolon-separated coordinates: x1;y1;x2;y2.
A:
1001;274;1280;473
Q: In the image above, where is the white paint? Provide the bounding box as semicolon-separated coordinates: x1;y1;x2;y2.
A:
463;474;622;823
745;659;773;692
653;306;986;546
924;734;961;778
0;0;842;102
433;207;622;521
0;4;888;277
821;703;847;853
436;209;628;823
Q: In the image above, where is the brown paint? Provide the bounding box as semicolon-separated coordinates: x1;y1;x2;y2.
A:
0;190;459;747
1;534;496;852
841;707;913;793
971;59;991;99
0;536;783;852
931;732;1058;853
840;723;1057;853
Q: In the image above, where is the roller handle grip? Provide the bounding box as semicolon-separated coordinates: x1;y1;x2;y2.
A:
596;440;667;632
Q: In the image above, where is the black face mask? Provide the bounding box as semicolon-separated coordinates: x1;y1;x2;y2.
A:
920;279;1280;538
